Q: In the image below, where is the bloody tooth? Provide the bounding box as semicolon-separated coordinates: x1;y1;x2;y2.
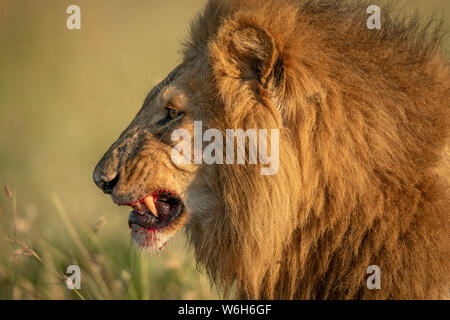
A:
143;195;158;218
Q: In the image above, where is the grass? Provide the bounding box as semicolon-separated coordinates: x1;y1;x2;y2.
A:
1;187;218;299
0;0;449;300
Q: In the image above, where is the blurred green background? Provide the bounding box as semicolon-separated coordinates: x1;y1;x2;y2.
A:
0;0;449;299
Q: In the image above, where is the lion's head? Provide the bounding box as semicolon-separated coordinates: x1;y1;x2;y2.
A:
93;56;215;250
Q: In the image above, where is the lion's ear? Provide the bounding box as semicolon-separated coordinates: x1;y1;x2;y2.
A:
211;25;282;87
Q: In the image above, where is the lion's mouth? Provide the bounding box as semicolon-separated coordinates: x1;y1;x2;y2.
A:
127;189;183;230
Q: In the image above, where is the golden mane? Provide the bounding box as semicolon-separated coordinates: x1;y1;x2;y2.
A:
184;0;450;299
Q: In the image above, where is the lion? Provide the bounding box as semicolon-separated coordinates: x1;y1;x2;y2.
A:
93;0;450;299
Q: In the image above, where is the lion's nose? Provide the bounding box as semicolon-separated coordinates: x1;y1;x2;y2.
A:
94;174;120;195
93;161;120;195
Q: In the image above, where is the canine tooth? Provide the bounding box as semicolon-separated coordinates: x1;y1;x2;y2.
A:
143;196;158;217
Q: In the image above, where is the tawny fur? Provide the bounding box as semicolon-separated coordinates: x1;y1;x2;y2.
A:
183;0;450;299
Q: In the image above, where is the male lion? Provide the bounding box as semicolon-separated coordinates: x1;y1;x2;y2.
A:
93;0;450;299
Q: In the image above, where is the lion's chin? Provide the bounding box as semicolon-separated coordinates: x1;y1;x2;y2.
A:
129;224;174;252
129;210;188;253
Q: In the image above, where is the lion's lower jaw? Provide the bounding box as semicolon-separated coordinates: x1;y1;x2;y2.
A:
130;224;172;253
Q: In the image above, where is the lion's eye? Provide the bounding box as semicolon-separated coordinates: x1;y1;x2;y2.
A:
166;107;180;120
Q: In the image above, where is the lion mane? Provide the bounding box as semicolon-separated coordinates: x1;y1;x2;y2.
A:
183;0;450;299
